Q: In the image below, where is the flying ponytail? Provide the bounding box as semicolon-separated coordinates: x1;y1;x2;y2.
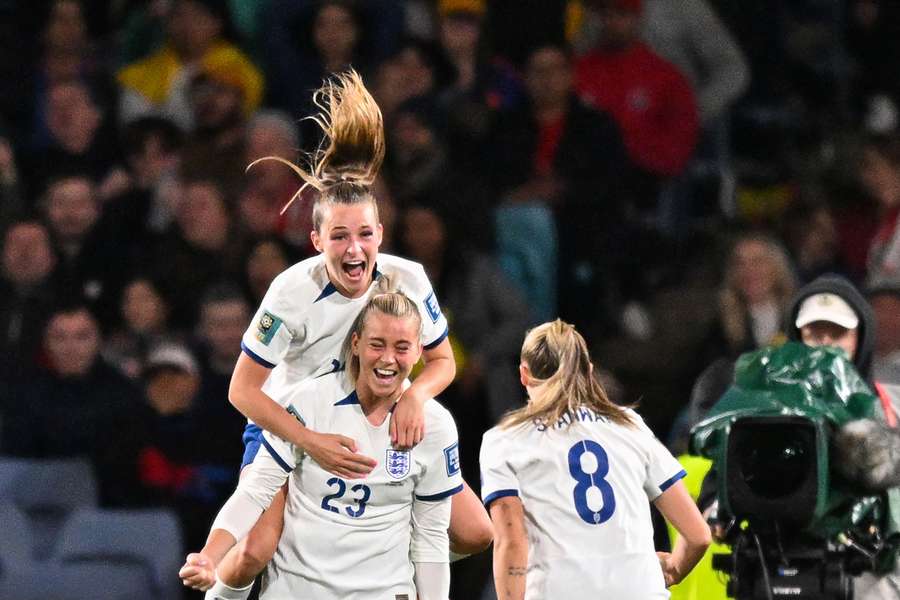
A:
247;69;385;226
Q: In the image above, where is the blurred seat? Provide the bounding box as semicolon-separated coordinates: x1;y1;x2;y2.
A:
55;507;183;600
0;502;31;577
0;457;98;558
0;458;98;557
0;563;150;600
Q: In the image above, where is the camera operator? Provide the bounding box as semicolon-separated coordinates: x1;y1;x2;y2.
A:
693;274;900;599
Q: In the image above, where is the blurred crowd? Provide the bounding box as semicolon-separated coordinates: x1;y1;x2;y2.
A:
2;0;900;594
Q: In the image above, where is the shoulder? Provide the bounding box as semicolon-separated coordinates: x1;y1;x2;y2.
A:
280;371;354;412
424;398;457;435
377;254;430;286
267;256;327;299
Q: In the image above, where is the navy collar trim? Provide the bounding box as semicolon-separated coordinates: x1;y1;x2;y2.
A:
334;390;360;406
314;263;383;303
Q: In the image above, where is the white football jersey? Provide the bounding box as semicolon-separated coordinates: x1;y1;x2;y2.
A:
257;372;463;600
240;252;449;402
480;407;685;599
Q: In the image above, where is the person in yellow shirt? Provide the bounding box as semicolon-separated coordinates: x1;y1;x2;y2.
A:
117;0;263;131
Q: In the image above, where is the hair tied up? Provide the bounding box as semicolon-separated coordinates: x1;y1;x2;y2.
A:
244;69;385;217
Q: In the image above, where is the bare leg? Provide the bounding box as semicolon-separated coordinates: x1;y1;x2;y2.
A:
449;480;493;555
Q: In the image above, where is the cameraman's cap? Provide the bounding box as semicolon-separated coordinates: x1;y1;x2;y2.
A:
795;293;859;329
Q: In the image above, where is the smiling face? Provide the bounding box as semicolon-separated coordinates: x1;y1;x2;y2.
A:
311;201;383;298
352;312;422;402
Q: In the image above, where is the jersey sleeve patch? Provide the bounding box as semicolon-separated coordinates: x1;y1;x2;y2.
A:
256;311;284;346
424;292;441;324
444;442;460;477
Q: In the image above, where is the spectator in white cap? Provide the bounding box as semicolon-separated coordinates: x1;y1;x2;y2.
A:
787;274;874;382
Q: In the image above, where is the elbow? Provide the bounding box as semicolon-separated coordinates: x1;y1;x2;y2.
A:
691;522;713;552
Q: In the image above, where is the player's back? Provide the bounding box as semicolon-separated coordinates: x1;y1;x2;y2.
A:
481;407;684;599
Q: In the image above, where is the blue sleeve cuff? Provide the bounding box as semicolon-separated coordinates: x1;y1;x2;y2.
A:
241;341;277;369
423;326;449;350
415;483;464;502
659;469;687;493
483;489;519;507
260;436;293;473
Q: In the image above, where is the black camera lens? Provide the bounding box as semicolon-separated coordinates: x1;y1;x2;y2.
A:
739;429;813;499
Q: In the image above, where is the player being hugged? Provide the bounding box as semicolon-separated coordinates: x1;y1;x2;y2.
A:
186;71;490;599
180;292;462;599
481;320;711;599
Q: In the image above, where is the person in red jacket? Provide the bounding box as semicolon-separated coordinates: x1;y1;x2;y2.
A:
574;0;699;180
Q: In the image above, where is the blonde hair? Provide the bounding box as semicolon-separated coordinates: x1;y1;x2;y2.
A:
719;232;797;352
344;290;422;382
501;319;634;430
247;69;385;230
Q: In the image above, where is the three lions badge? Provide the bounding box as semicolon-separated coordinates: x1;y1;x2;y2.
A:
385;449;410;479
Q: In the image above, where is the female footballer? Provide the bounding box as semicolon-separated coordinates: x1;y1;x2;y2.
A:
182;292;460;599
481;320;711;598
190;71;490;599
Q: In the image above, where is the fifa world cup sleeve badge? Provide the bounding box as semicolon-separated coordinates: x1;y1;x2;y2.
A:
256;311;283;346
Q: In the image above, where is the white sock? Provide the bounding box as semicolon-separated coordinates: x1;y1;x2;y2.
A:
204;577;253;600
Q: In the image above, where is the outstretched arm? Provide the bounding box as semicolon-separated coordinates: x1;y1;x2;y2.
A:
490;496;529;600
179;450;289;590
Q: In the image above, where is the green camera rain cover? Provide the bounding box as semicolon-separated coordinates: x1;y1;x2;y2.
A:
691;342;899;565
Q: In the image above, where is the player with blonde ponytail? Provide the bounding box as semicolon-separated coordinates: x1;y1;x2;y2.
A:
481;319;711;599
179;71;491;599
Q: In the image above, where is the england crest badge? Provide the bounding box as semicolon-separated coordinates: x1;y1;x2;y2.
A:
385;449;410;479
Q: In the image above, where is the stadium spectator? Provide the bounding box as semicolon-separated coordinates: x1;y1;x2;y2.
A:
116;0;261;132
372;36;457;127
148;175;244;330
868;282;900;385
704;232;797;359
260;0;403;128
490;41;630;335
179;44;264;191
25;79;125;197
193;283;251;461
30;1;109;143
435;0;523;167
858;135;900;286
242;237;293;307
138;340;238;550
102;276;174;379
384;95;492;249
102;116;185;255
0;132;24;233
400;202;530;422
40;174;130;323
573;0;699;181
781;201;849;284
198;283;252;400
571;0;749;126
238;111;314;252
0;220;58;378
0;304;148;506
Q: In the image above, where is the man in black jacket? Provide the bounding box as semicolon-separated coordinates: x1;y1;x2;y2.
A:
489;41;633;335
